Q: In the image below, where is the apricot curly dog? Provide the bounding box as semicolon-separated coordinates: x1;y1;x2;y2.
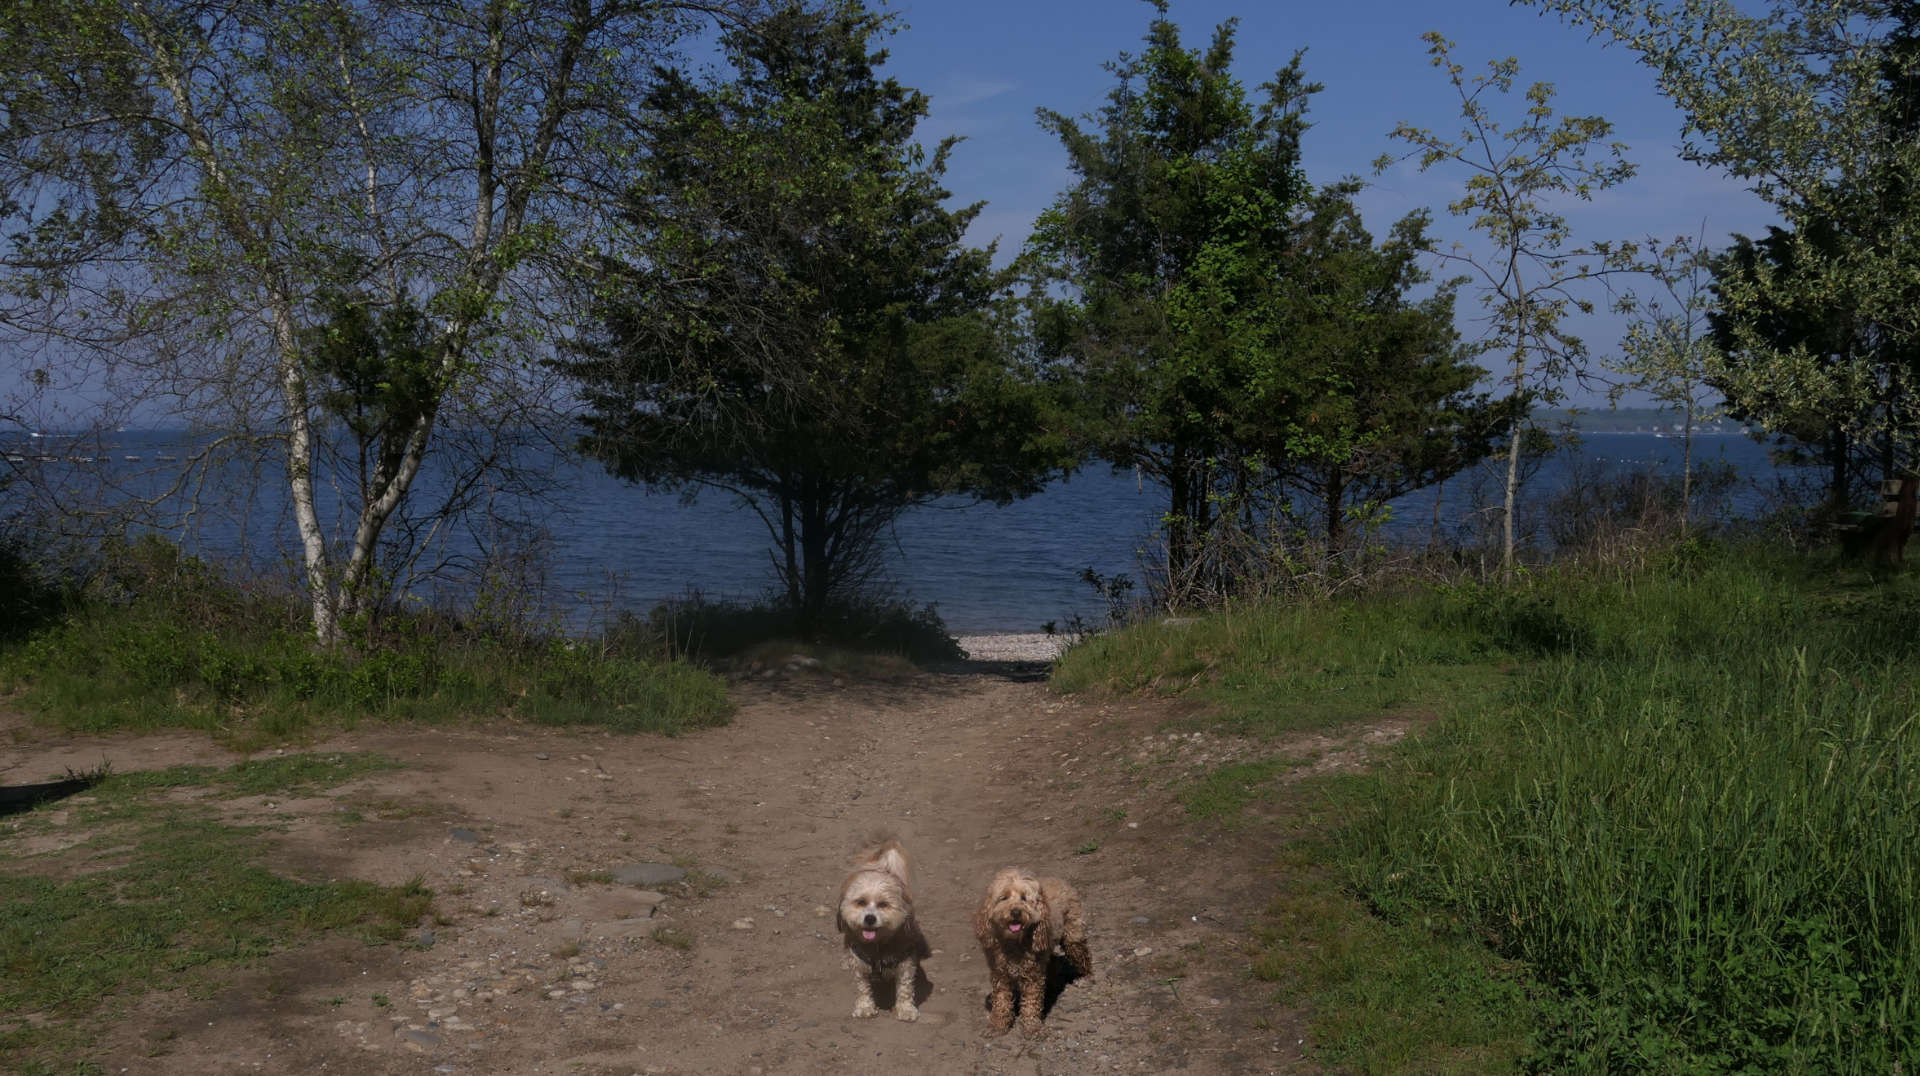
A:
971;866;1092;1035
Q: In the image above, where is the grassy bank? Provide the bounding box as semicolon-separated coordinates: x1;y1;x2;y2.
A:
0;538;732;742
0;754;432;1073
1058;543;1920;1071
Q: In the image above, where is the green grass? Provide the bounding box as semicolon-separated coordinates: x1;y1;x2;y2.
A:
0;754;431;1070
1348;552;1920;1072
0;540;733;741
1059;541;1920;1071
92;752;401;800
1052;585;1513;736
1248;777;1543;1073
1179;758;1300;822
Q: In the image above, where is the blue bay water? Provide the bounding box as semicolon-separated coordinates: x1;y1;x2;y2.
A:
4;430;1789;634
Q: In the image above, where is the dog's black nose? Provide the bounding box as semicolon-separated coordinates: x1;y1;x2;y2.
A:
863;912;877;927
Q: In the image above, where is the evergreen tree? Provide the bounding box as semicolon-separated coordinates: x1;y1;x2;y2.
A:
1265;193;1512;552
560;1;1067;628
1026;2;1319;597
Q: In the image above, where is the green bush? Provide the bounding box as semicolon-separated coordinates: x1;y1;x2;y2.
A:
0;537;731;739
641;590;963;663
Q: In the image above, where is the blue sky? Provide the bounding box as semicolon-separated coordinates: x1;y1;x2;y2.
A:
878;0;1779;405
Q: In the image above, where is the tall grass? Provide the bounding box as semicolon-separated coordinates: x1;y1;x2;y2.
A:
1349;550;1920;1071
0;536;731;740
1051;581;1510;736
1056;540;1920;1069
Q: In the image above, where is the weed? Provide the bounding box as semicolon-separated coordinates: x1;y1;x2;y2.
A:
651;925;694;950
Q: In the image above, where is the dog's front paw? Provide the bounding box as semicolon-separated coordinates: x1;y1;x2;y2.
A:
852;997;879;1019
894;1002;920;1022
1018;1018;1047;1038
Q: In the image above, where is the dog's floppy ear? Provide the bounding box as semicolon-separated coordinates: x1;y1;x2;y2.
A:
972;902;994;946
1027;889;1053;951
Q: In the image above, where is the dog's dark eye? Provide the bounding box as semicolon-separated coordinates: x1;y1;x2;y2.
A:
854;898;867;906
876;901;889;909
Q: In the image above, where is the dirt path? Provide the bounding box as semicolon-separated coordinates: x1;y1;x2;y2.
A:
5;661;1319;1074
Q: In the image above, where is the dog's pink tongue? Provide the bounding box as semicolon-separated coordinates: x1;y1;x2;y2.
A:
861;930;877;942
1008;923;1023;934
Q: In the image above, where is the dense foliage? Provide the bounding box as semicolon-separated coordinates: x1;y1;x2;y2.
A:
560;1;1069;628
1030;4;1504;599
1526;0;1920;503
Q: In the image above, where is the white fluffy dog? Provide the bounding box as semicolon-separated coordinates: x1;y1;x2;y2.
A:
836;839;929;1021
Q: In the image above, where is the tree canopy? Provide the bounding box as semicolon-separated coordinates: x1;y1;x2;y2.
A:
0;0;755;641
559;0;1069;627
1026;3;1317;595
1525;0;1920;483
1030;4;1505;597
1266;193;1513;551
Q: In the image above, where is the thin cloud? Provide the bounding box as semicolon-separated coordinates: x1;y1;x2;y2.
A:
932;77;1019;108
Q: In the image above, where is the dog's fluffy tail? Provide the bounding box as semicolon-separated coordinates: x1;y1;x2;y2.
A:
856;838;911;886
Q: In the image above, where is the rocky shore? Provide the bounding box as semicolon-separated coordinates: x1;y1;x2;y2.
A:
954;632;1071;662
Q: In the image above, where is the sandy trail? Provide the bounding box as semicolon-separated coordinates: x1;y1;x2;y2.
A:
3;661;1313;1074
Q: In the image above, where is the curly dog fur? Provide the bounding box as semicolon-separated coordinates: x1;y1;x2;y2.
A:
972;866;1092;1035
836;839;929;1021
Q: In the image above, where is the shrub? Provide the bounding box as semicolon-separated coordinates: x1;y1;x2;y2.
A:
641;589;962;663
0;536;731;738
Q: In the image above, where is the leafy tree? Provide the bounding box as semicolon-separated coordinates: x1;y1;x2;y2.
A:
560;0;1068;629
1524;0;1920;480
1379;32;1639;575
1611;235;1726;533
1707;221;1892;511
1026;2;1320;597
1267;192;1514;552
0;0;755;642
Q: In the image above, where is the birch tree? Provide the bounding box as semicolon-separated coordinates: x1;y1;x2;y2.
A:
0;0;755;642
1378;32;1638;574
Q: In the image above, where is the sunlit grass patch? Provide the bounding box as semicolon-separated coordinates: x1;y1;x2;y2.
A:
0;754;430;1071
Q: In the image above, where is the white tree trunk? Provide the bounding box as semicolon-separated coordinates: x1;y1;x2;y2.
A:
273;305;339;642
1503;339;1527;579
